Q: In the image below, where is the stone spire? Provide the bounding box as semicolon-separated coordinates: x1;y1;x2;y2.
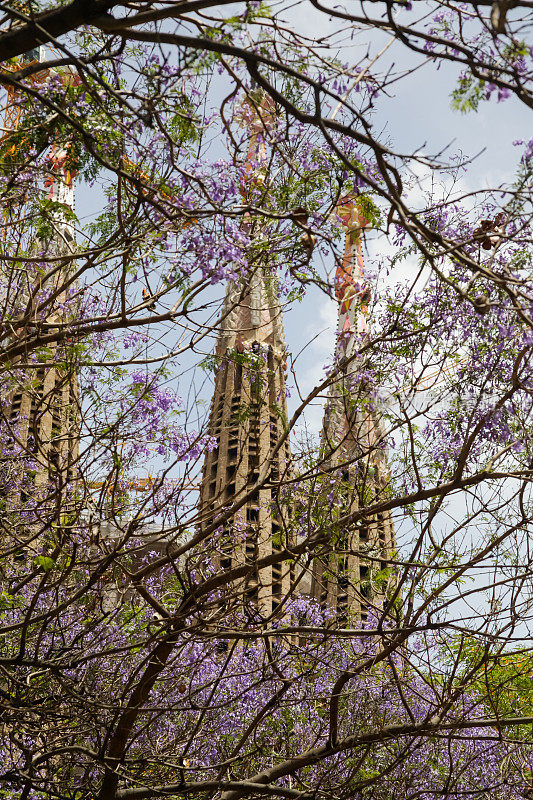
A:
307;196;396;623
198;94;292;622
2;115;80;549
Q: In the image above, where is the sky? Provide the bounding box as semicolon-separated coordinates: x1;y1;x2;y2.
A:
275;0;531;430
66;2;531;449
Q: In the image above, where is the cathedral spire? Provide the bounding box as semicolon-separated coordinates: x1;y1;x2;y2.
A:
198;93;292;623
306;195;396;623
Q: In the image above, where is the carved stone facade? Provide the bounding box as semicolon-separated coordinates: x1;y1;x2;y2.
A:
198;267;292;621
4;358;79;497
307;375;396;624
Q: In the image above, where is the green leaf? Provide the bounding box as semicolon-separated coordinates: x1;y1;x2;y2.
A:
0;590;14;610
34;556;56;572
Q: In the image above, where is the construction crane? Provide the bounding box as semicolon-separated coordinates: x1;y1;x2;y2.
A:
1;47;43;141
87;476;198;492
86;446;198;495
0;42;46;240
1;0;45;139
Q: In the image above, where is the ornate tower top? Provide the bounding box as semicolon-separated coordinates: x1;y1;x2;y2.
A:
322;196;373;463
218;92;286;360
333;196;371;357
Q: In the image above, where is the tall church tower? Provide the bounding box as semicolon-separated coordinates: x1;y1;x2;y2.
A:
199;96;292;621
1;99;79;548
306;197;396;623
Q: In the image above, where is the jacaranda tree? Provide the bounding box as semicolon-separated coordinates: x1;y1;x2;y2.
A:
0;1;532;798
